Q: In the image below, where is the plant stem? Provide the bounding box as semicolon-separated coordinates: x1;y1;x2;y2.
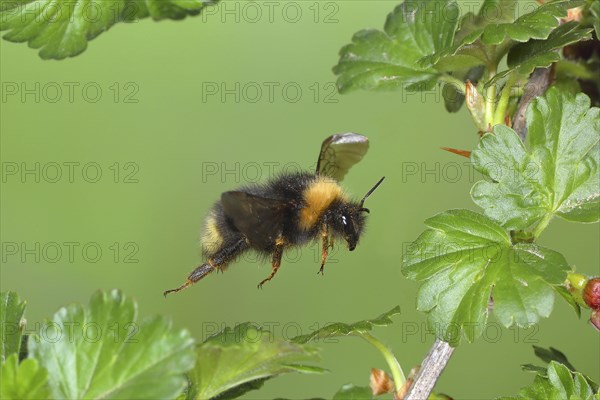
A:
359;332;406;391
532;213;553;239
438;75;466;95
493;74;517;125
405;339;455;400
512;67;552;139
484;75;497;130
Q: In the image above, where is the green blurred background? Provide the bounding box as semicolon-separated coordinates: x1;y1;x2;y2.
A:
1;1;598;398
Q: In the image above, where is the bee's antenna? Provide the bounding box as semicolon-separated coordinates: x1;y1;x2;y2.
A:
359;176;385;207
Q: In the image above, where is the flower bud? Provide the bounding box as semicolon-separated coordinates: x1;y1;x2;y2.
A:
567;272;589;308
583;278;600;310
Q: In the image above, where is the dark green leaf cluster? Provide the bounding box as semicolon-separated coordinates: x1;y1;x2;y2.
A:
3;291;404;400
471;88;599;229
185;323;324;400
402;88;599;345
499;346;599;399
0;0;216;59
1;290;196;399
334;0;595;125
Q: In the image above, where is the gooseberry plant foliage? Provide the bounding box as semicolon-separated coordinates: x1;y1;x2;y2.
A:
330;0;599;396
1;0;600;399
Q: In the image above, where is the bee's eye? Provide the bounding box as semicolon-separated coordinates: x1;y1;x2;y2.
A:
341;214;354;235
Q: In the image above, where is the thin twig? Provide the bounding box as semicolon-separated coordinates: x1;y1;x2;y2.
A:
404;339;455;400
512;67;553;139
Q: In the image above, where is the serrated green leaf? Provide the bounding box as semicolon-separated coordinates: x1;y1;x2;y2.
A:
430;0;518;68
333;0;459;93
332;384;373;400
0;354;50;400
471;88;600;230
0;0;214;60
1;292;26;363
533;346;575;371
500;362;596;400
28;289;196;399
533;346;577;371
527;346;599;392
291;306;401;344
402;209;570;346
186;323;324;400
424;0;583;67
489;22;593;84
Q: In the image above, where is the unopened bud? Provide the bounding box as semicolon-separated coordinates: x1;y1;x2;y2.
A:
370;368;394;396
583;278;600;310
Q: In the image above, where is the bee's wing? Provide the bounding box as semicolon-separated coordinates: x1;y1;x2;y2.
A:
221;191;287;248
315;133;369;182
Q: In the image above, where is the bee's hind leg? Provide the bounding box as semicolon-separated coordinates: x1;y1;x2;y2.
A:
258;238;284;288
164;237;248;296
163;263;215;296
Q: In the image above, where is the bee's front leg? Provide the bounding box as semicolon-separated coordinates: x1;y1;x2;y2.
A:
318;224;330;275
258;237;285;288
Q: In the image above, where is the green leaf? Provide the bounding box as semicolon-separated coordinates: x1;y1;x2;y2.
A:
527;346;599;392
0;0;214;60
424;0;583;67
490;22;593;84
292;306;401;344
0;354;50;400
186;323;324;400
522;363;548;375
0;291;26;362
500;361;596;400
433;0;518;68
402;209;570;346
471;88;600;230
332;384;373;400
532;346;577;371
333;0;459;93
28;289;196;399
213;378;269;400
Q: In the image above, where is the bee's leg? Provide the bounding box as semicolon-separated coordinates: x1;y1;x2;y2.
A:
318;224;329;275
164;237;247;296
163;262;215;296
257;238;284;288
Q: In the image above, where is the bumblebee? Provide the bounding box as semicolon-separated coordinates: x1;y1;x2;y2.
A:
164;133;384;295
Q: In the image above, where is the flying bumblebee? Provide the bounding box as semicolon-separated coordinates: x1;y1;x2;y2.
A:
164;133;384;296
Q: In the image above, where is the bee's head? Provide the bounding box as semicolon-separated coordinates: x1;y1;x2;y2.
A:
328;202;367;251
327;177;385;251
